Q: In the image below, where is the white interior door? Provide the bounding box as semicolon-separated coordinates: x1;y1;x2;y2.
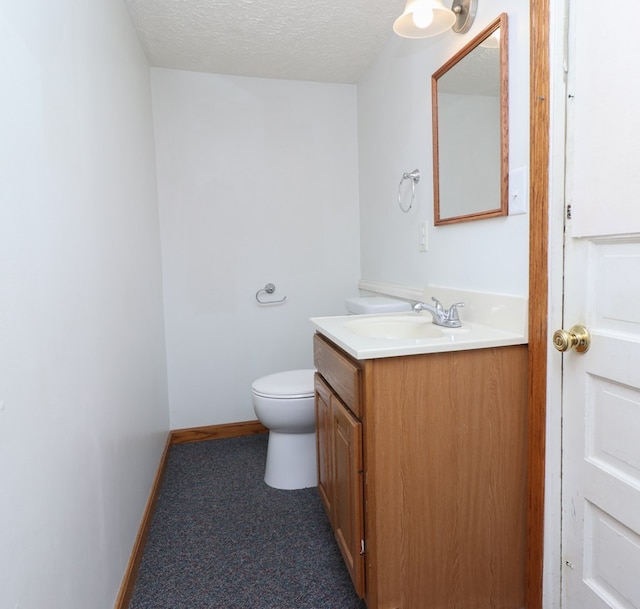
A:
561;1;640;608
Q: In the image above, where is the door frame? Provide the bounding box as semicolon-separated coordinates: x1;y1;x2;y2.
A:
529;0;554;608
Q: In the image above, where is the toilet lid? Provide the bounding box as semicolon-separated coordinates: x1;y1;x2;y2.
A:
251;369;316;399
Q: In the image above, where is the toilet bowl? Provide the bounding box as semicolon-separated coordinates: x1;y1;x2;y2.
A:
251;369;317;490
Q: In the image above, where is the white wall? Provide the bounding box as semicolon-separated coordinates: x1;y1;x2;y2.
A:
0;2;169;608
358;0;530;295
151;70;361;429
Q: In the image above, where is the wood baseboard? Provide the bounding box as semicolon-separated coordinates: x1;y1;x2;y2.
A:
114;420;267;608
170;420;267;445
114;433;172;609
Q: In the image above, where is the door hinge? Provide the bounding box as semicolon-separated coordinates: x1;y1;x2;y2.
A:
566;204;572;219
360;539;365;555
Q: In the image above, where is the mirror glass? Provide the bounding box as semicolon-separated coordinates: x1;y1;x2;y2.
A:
432;14;508;225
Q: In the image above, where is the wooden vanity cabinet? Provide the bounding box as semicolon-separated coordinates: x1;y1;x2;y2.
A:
313;332;528;609
315;372;365;597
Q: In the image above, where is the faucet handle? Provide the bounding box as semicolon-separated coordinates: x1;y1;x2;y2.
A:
431;297;444;312
447;302;465;321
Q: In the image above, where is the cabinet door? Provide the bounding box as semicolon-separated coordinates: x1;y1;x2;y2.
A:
314;375;334;523
332;394;365;598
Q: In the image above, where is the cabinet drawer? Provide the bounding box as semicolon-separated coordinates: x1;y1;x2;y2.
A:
314;334;361;418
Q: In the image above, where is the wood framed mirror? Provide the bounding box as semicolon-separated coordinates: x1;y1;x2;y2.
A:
432;13;508;225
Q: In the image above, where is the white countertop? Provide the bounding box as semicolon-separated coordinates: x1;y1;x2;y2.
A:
312;292;532;364
311;312;527;360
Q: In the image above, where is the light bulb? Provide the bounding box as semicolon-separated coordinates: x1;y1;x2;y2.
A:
481;31;501;49
412;6;434;29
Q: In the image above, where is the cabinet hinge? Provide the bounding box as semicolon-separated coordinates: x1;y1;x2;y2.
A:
360;539;365;555
566;203;572;219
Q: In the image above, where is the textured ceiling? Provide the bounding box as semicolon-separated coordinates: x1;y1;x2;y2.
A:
438;46;500;96
124;0;407;84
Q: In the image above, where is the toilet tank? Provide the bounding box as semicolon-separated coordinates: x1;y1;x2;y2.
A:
345;296;412;315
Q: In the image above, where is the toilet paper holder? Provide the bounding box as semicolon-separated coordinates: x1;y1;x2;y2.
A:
256;283;287;306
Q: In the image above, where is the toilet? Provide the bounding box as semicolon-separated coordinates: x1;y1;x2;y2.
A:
251;296;409;490
345;295;412;315
251;368;317;490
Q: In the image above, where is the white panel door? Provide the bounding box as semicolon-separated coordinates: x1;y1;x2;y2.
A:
561;2;640;608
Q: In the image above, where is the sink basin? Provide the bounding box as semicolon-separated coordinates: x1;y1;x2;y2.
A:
344;316;444;340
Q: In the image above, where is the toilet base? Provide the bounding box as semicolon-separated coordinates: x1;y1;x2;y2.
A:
264;430;317;490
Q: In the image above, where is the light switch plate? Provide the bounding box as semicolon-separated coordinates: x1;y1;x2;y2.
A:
419;221;428;252
509;166;528;215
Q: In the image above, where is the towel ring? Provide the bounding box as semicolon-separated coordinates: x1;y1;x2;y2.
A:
398;169;420;213
256;283;287;306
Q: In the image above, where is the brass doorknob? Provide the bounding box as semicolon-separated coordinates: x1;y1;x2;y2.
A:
552;324;591;353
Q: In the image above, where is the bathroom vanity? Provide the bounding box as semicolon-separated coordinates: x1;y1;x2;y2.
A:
312;292;528;609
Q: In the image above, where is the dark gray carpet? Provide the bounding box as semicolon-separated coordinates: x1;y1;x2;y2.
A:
128;434;367;609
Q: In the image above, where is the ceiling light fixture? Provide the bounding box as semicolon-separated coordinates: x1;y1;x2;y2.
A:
393;0;478;39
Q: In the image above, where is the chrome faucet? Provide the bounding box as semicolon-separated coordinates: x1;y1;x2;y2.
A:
413;297;464;328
